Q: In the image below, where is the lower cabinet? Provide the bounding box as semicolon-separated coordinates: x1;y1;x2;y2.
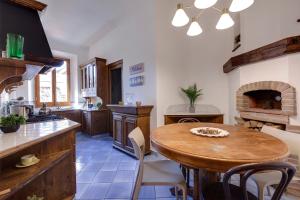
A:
82;110;108;136
52;109;108;136
52;110;82;124
108;105;153;156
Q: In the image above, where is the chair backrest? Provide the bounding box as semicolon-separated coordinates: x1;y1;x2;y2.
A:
222;162;296;200
261;125;300;168
128;127;145;200
178;118;200;123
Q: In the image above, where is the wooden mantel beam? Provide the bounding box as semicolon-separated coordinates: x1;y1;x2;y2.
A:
223;35;300;73
9;0;47;11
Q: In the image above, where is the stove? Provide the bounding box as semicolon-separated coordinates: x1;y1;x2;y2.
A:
26;114;64;124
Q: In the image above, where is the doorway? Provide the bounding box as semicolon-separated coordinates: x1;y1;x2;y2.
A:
108;60;123;134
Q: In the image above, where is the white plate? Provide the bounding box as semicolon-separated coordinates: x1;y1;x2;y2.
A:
190;127;230;138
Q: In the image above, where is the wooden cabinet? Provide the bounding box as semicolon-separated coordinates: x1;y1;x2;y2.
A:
52;110;82;124
81;110;108;136
80;58;108;105
107;105;153;156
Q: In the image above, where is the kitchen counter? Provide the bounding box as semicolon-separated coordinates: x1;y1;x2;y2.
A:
0;120;80;159
0;120;80;200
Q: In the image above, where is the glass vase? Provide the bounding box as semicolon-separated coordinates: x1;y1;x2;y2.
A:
189;104;195;113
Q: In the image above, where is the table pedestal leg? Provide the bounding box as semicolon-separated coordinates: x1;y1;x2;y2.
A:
193;169;200;200
201;170;220;190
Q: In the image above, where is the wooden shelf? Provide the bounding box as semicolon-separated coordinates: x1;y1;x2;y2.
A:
0;58;43;69
223;35;300;73
0;150;71;200
0;58;44;93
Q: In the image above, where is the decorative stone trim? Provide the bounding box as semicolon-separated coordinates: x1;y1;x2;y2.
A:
237;81;297;116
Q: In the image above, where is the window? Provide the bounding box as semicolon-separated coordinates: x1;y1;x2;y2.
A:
35;58;70;107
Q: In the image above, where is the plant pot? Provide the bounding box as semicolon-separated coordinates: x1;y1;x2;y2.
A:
189;105;196;113
0;124;20;133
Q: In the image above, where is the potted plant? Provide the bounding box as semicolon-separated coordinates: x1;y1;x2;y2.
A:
0;114;26;133
181;84;203;113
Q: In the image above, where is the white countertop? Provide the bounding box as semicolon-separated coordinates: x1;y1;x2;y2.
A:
0;120;80;158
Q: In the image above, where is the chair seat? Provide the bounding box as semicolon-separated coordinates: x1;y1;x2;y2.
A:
203;182;258;200
253;171;300;183
142;160;186;185
252;171;282;186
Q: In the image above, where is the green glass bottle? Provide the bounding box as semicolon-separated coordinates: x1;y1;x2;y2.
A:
6;33;24;59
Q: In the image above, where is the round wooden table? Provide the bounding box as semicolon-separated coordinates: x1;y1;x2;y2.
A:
151;123;289;200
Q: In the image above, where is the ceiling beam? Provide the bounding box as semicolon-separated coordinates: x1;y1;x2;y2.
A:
223;35;300;73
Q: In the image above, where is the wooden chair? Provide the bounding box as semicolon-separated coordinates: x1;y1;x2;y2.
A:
177;117;200;188
129;127;187;200
253;125;300;199
203;162;296;200
178;118;200;123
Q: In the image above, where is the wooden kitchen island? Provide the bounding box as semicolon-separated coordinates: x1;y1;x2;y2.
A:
0;120;80;200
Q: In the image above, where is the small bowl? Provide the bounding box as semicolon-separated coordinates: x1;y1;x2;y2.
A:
0;124;20;133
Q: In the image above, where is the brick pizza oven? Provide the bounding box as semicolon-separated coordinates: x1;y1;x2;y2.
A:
236;81;297;129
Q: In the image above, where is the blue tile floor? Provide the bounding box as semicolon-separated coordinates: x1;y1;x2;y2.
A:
75;133;178;200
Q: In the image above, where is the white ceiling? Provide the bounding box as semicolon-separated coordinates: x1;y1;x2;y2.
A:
40;0;131;48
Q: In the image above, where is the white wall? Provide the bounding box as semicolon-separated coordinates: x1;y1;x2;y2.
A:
89;0;157;128
235;0;300;54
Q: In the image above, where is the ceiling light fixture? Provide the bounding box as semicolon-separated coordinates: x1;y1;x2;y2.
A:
172;0;254;37
187;18;203;36
172;4;190;27
216;9;235;30
229;0;254;12
194;0;218;9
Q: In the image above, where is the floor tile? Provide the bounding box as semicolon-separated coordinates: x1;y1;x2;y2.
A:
118;161;137;170
155;186;174;198
80;183;111;200
138;186;156;199
84;162;104;172
101;162;119;171
105;182;133;199
77;171;98;183
92;153;109;162
113;170;135;182
76;162;86;174
94;171;116;183
75;183;89;199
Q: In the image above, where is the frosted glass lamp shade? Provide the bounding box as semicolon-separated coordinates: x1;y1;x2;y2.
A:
187;20;203;36
194;0;218;9
216;12;234;30
229;0;254;12
172;4;190;27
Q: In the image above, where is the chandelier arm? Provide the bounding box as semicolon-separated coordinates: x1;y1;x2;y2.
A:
184;5;193;9
212;6;222;13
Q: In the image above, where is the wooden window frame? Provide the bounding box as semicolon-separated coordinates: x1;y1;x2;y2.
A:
35;58;71;107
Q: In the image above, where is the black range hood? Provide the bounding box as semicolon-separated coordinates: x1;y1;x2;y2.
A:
0;0;63;72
